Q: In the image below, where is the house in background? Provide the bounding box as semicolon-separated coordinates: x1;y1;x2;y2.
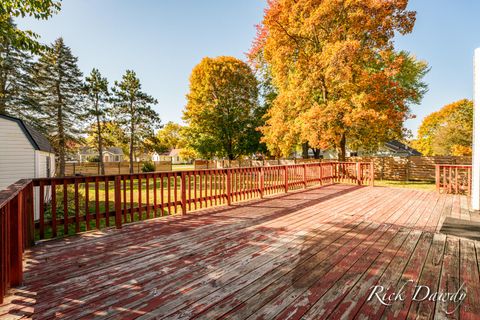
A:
78;147;124;162
169;148;185;164
151;151;170;162
0;114;55;191
150;149;186;164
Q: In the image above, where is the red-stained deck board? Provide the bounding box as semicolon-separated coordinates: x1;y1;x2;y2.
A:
406;232;447;319
1;185;479;320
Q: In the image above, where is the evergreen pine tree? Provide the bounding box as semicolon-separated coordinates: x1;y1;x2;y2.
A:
0;19;38;120
83;68;109;175
33;37;83;176
111;70;160;173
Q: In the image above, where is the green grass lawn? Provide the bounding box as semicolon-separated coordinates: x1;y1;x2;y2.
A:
39;173;257;240
374;180;435;191
172;164;195;171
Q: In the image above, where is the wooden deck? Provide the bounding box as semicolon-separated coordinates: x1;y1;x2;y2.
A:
1;184;479;319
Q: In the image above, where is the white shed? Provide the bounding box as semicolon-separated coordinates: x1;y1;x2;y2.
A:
0;114;56;191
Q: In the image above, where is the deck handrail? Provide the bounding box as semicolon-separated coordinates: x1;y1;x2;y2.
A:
435;164;472;195
0;179;35;304
0;161;373;303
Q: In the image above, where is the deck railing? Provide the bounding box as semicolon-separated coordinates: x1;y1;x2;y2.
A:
435;164;472;195
0;161;372;303
0;180;34;304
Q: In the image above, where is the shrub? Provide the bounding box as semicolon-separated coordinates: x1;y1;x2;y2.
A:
141;161;155;172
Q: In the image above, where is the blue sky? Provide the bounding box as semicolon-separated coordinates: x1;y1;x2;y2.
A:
16;0;480;138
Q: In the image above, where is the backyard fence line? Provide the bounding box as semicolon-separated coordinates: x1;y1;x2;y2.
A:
63;161;172;176
0;161;373;303
194;158;324;170
195;156;471;181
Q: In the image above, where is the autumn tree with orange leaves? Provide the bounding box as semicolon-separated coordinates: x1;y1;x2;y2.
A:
250;0;428;160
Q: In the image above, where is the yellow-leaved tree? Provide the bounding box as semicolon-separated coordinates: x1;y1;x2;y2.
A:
183;56;263;160
250;0;429;160
413;99;473;156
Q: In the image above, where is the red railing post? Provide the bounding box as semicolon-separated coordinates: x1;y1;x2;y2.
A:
468;166;471;196
260;167;264;198
319;163;323;186
25;183;34;247
284;165;289;193
303;164;307;188
181;172;187;215
114;176;122;229
435;164;440;193
356;162;361;186
226;169;232;205
10;193;23;286
370;162;374;187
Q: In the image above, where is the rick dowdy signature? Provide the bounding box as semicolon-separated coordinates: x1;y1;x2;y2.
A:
367;280;467;315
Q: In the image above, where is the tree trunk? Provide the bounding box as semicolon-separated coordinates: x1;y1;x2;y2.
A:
302;142;309;159
57;106;65;177
338;133;346;161
95;97;105;175
129;99;135;174
56;81;65;177
312;148;321;159
129;129;134;174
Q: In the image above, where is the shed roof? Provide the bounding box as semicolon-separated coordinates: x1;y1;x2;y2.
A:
0;114;54;153
384;140;422;156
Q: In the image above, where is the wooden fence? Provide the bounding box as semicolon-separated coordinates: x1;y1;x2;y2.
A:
194;159;322;170
64;161;172;176
349;156;471;181
0;161;373;302
197;156;471;181
435;164;472;195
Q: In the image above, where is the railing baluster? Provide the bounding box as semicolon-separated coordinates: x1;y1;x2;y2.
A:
181;172;187;215
194;172;197;210
104;177;109;227
199;171;202;209
51;180;57;238
123;177;127;223
167;173;172;214
63;180;68;235
138;175;142;220
153;174;158;217
129;176;134;222
74;180;80;233
174;173;178;213
114;176;122;229
95;177;100;229
146;175;150;219
226;169;232;205
85;178;90;231
39;180;45;239
160;175;165;216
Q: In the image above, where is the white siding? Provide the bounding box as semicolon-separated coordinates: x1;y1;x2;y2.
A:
36;150;56;178
0;118;35;190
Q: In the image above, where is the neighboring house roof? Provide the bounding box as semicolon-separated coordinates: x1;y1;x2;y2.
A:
105;147;123;155
0;114;54;153
384;140;422;156
79;146;124;155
